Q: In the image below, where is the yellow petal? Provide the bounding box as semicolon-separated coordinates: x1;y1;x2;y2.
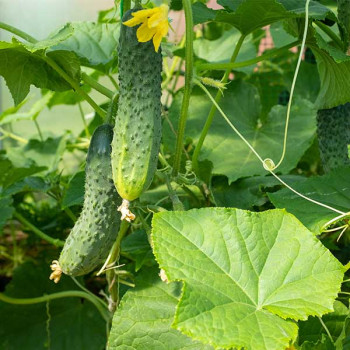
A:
158;20;169;37
148;5;168;28
131;8;156;19
123;16;144;27
136;21;157;42
153;31;163;52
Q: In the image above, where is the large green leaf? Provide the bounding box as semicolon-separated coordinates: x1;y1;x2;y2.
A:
107;268;211;350
310;33;350;109
0;262;106;350
152;208;344;350
212;174;304;209
269;167;350;233
50;22;120;73
0;152;45;189
193;0;334;34
164;82;316;183
0;38;80;105
194;28;257;73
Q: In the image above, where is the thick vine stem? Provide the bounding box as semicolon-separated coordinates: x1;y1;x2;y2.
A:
118;199;136;222
81;72;114;99
0;21;37;43
0;290;110;322
14;212;64;247
49;260;63;283
172;0;194;176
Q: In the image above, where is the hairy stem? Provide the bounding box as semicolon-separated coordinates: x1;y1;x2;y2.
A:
43;55;105;119
0;290;110;322
81;73;114;99
106;221;130;311
14;212;64;247
0;21;37;43
172;0;194;176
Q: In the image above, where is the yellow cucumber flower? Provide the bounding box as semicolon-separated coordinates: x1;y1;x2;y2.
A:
123;4;169;52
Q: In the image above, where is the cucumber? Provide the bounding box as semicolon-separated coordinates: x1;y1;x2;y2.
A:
50;124;121;282
111;8;162;221
316;104;350;173
338;0;350;48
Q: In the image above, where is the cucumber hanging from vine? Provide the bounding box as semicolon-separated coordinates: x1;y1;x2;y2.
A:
111;8;163;221
338;0;350;49
315;1;350;173
50;121;121;282
316;104;350;173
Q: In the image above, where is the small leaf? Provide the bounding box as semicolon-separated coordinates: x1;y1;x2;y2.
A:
7;136;67;172
0;92;54;125
108;268;212;350
61;171;85;208
298;301;349;346
152;208;344;350
0;152;45;189
0;196;14;233
310;33;350;109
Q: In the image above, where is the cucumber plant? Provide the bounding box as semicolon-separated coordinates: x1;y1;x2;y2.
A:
1;1;350;349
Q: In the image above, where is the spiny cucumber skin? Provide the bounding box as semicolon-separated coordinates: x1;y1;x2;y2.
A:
59;125;122;276
316;103;350;173
338;0;350;46
111;9;162;202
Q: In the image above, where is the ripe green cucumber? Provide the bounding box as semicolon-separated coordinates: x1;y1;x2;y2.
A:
50;124;121;282
316;104;350;173
338;0;350;47
111;8;162;221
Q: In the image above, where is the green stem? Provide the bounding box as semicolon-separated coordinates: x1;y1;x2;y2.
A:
108;75;119;89
81;73;114;99
196;40;300;72
34;120;43;141
192;34;246;172
0;127;28;144
105;92;119;125
42;55;105;119
14;212;64;247
314;21;344;50
165;176;184;211
106;221;129;310
122;0;131;16
78;103;90;137
0;21;37;43
0;291;109;322
172;0;194;176
64;208;77;223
